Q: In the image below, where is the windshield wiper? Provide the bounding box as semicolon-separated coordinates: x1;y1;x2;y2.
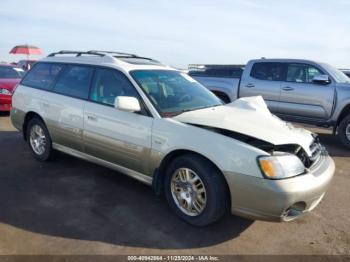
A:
184;104;222;112
162;104;222;117
175;104;223;116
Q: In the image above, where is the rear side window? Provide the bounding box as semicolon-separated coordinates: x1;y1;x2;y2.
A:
21;63;64;90
250;62;284;81
53;65;93;99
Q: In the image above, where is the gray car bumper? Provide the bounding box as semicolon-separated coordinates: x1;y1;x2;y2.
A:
224;154;335;221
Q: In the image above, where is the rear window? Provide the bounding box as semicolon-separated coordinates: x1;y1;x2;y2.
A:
53;65;93;99
21;63;64;90
250;62;284;81
0;66;25;79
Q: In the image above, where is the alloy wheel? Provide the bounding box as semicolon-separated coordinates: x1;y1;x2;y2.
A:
170;168;207;216
29;124;47;155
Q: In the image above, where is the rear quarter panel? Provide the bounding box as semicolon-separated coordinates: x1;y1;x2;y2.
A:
10;84;34;130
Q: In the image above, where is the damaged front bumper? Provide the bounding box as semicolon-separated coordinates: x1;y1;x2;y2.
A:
224;152;335;221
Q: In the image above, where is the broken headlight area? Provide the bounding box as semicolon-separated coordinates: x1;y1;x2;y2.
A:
192;124;323;169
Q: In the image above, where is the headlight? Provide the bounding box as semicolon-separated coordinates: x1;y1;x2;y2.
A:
0;88;11;95
258;154;305;179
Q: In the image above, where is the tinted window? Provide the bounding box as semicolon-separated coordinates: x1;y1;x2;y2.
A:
0;66;25;79
22;63;64;90
90;68;139;106
53;65;93;99
250;62;284;81
286;63;323;83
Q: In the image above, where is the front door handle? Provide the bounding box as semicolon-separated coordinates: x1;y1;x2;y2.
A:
282;86;294;91
245;83;255;88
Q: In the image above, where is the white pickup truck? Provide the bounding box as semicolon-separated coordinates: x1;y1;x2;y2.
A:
189;58;350;148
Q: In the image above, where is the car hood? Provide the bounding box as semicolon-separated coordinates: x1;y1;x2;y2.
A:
0;78;21;92
173;96;314;156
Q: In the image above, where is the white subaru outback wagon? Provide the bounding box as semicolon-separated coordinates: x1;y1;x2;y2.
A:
11;50;335;226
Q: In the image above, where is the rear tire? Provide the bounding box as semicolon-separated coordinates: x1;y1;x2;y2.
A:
26;117;53;161
337;115;350;149
164;154;229;226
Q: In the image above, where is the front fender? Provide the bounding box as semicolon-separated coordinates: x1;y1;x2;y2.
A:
149;118;266;179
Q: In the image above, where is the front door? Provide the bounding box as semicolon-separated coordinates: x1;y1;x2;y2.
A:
83;67;153;175
278;63;335;119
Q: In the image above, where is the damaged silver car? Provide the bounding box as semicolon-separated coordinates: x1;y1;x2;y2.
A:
11;51;335;226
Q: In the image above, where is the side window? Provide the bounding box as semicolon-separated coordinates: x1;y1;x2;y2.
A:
90;68;140;106
250;62;284;81
286;64;323;83
21;63;64;90
53;65;93;99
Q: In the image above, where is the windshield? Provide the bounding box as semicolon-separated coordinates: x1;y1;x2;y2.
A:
0;66;25;79
131;70;223;116
321;63;350;83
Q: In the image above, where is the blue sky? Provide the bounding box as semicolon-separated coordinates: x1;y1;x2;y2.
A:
0;0;349;68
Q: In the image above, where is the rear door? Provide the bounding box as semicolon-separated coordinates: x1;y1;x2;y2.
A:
83;67;153;175
46;64;93;151
278;63;335;119
239;62;284;113
20;63;91;152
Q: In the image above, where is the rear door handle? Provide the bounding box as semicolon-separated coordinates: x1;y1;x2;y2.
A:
282;86;294;91
42;102;50;107
245;83;255;88
87;114;97;121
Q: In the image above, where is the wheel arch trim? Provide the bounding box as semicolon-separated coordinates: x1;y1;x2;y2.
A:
22;111;46;141
152;149;231;199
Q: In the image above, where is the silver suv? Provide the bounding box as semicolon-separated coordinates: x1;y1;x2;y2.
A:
11;51;334;226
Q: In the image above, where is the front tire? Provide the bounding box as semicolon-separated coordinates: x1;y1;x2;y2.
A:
164;154;229;226
26;117;53;161
337;115;350;149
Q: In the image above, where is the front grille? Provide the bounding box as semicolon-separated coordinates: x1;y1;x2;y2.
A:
295;139;323;168
309;141;322;164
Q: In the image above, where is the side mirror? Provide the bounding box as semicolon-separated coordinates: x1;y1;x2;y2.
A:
312;74;330;85
114;96;141;113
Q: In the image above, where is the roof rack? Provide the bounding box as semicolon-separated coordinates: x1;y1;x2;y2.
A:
88;50;160;62
88;50;138;57
47;50;161;64
47;50;106;57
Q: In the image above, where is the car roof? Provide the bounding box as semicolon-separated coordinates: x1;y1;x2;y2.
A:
40;50;174;72
250;58;324;64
